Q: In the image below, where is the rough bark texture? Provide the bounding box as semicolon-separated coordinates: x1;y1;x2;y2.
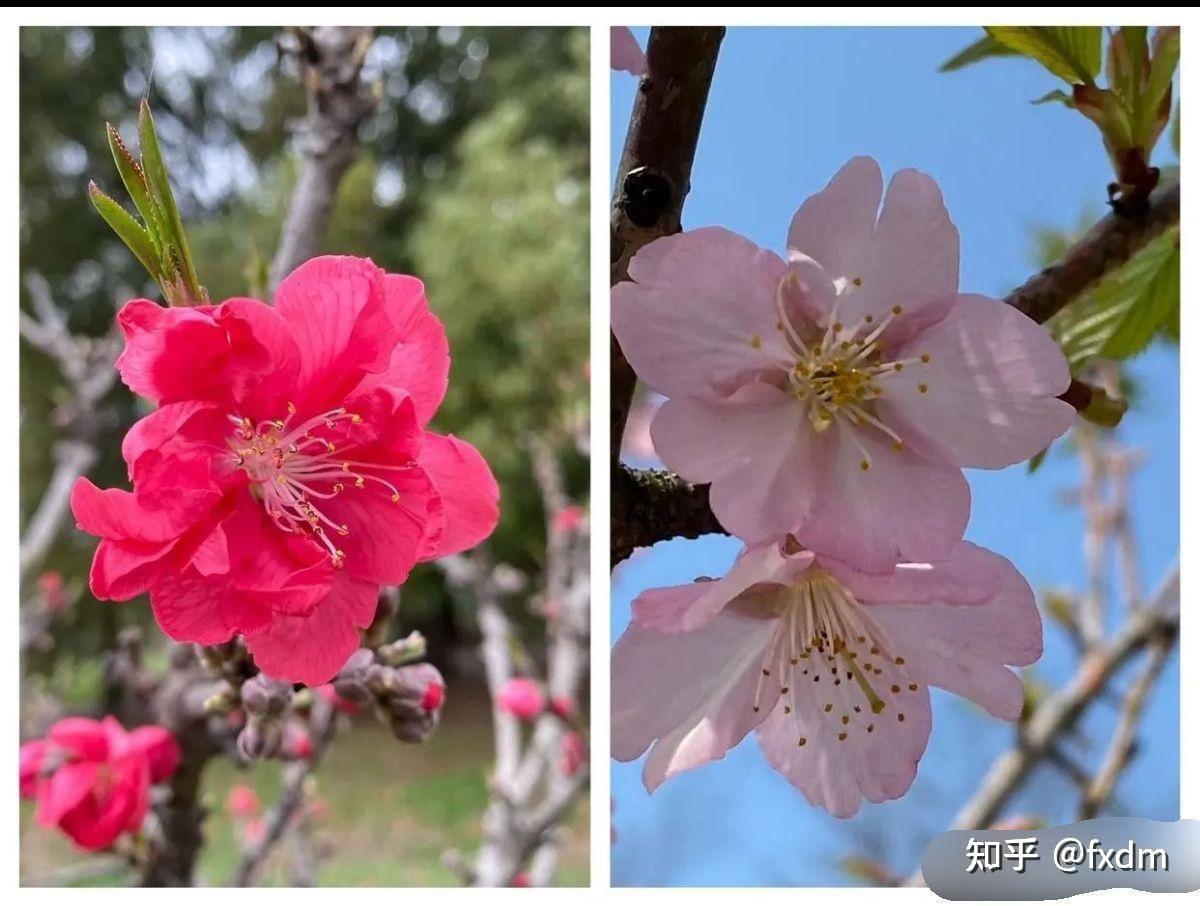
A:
268;26;377;293
610;26;725;462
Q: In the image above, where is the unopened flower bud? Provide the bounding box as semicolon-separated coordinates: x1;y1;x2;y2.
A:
241;674;292;716
283;722;314;760
389;663;445;715
236;716;282;761
496;677;545;721
389;708;439;744
549;695;576;720
204;688;237;715
377;630;427;666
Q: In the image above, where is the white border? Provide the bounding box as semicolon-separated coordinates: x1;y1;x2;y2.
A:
3;7;1194;900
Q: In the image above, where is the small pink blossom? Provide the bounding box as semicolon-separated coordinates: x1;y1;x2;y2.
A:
552;504;586;534
559;731;586;776
70;256;500;686
496;678;545;721
611;157;1074;569
19;716;179;850
611;27;646;76
549;695;576;720
284;723;313;760
226;783;260;818
611;538;1041;817
420;678;445;713
243;817;266;846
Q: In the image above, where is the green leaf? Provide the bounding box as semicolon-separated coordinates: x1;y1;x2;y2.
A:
939;33;1020;72
88;181;160;278
1032;89;1075;107
105;122;161;252
137;100;205;303
986;26;1103;85
1137;26;1179;144
1100;233;1179;358
1049;227;1180;370
1027;446;1049;473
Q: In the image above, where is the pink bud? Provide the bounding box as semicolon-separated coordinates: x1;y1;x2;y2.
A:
226;784;260;819
243;817;266;846
316;683;362;715
284;723;313;760
420;680;444;713
496;678;545;721
511;872;531;887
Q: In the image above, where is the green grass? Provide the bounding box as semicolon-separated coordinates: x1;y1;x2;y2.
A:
20;681;589;887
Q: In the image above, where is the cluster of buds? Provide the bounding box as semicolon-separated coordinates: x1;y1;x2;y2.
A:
235;673;293;761
331;642;445;744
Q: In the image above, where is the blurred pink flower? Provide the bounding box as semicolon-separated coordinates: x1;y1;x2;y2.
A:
552;504;586;534
316;683;362;715
37;570;68;613
496;678;545;721
226;783;260;819
612;157;1073;569
611;27;646;76
19;716;179;851
284;723;314;760
70;256;499;686
243;817;266;847
549;695;576;720
612;537;1041;817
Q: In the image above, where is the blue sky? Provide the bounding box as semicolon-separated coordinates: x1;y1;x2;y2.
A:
611;26;1179;887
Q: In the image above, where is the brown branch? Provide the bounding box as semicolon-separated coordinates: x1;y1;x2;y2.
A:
611;466;724;566
269;26;377;293
1006;182;1180;326
610;26;724;462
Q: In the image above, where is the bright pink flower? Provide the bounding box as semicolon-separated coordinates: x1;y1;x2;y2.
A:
611;538;1041;817
496;677;545;721
552;504;586;534
559;731;586;776
611;157;1073;569
226;783;260;818
70;256;500;686
37;571;68;613
549;695;576;720
19;716;179;851
611;27;646;76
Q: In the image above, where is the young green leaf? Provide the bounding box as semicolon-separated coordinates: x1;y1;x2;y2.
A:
1032;89;1075;107
939;33;1020;72
88;181;160;278
137;100;206;303
1100;232;1179;359
105;122;161;251
985;26;1103;85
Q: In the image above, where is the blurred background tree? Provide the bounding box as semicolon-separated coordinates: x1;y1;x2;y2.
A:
20;25;588;884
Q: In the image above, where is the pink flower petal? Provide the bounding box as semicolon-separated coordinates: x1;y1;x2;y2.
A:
273;256;398;410
823;540;1005;606
48;718;110;761
612;228;792;401
125;726;181;783
878;294;1075;468
795;424;970;570
244;573;379;687
20;740;49;798
612;602;779;791
651;383;826;543
36;761;100;828
416;432;499;561
611;27;646;76
632;540;814;632
787;156;883;287
756;673;932;818
356;274;450;426
868;545;1042;720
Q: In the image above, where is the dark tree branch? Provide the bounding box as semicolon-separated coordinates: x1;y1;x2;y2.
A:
611;466;724;567
610;26;724;461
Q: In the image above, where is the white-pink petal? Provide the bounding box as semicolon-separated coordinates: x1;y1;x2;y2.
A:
612;228;792;401
611;603;779;791
787;156;883;287
878;294;1075;469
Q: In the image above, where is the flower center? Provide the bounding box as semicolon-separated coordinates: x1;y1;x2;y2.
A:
228;404;406;569
752;568;920;747
766;273;934;471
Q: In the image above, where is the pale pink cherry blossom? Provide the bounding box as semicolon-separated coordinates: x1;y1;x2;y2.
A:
611;27;646;77
611;157;1074;569
611;536;1042;818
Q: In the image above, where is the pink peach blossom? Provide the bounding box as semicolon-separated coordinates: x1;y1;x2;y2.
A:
552;504;586;534
496;677;545;721
611;27;646;76
19;716;179;851
560;731;586;776
611;157;1073;569
611;537;1041;817
71;256;500;686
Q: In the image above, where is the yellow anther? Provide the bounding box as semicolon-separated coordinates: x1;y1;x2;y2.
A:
891;305;902;315
749;333;762;349
852;277;863;287
859;459;870;471
917;383;928;394
920;353;931;364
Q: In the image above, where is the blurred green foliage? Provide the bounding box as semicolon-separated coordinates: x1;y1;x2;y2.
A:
20;26;588;685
